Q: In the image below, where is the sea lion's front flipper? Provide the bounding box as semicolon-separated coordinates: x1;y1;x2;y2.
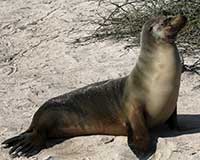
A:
126;104;150;156
165;105;180;130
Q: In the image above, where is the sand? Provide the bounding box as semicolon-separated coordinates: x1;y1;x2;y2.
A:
0;0;200;159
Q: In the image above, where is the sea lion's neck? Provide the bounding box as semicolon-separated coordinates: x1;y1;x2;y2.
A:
125;41;181;100
141;40;177;56
137;41;179;71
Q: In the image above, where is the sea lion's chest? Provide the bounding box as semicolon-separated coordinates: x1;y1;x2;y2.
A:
143;48;181;127
145;77;180;127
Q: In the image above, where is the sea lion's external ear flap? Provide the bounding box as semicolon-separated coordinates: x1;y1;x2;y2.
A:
149;25;153;32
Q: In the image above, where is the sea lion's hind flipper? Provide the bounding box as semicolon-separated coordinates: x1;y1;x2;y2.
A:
20;143;41;158
2;131;45;157
1;133;25;148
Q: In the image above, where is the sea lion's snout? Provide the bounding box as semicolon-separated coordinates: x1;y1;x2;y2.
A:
166;15;187;34
149;15;187;43
162;15;187;43
171;15;187;29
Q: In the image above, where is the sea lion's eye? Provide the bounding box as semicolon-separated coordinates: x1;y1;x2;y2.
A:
160;23;165;26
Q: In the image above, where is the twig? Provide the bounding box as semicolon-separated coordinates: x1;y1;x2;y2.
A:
182;58;200;75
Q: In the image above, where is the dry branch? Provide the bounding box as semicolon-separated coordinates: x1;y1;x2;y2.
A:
89;1;198;46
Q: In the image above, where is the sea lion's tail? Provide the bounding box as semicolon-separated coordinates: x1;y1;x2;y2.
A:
2;129;44;157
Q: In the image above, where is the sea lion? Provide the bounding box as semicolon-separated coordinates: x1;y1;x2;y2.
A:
2;15;187;158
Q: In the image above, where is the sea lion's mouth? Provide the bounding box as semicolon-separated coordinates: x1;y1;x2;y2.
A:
164;15;187;43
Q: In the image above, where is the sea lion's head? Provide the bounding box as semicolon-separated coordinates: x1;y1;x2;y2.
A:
141;15;187;45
